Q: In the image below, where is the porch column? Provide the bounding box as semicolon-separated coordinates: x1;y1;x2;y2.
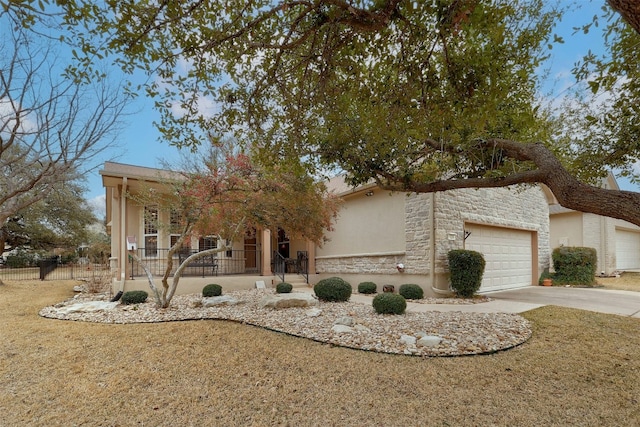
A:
118;177;128;289
260;229;272;276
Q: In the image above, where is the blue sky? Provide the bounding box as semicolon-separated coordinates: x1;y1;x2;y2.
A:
84;1;639;216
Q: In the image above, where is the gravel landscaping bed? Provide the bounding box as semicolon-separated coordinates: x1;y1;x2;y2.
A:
40;289;531;357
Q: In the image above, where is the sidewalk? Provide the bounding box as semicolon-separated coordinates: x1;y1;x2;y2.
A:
295;286;640;317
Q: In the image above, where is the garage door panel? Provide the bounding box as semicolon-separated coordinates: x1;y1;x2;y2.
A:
465;224;533;292
616;230;640;270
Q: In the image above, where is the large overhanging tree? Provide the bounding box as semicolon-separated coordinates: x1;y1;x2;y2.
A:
22;0;640;225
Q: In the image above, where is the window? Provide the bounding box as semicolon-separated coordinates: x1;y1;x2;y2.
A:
144;206;158;257
169;209;185;254
199;236;218;252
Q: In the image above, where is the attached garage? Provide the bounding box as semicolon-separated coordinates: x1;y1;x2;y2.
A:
464;224;535;292
615;229;640;270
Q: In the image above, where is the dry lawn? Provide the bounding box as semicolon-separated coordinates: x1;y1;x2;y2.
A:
1;280;639;426
597;271;640;292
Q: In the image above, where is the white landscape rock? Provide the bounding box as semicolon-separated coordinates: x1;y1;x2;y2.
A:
54;301;119;315
399;334;417;346
202;295;242;307
333;316;354;326
417;335;443;348
306;308;322;317
260;293;318;309
331;324;355;334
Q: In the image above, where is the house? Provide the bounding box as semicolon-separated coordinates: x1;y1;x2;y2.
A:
548;173;640;275
100;162;316;295
101;161;552;296
315;177;551;296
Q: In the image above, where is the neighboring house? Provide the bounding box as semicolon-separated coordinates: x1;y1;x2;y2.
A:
315;177;551;296
100;162;315;294
548;173;640;275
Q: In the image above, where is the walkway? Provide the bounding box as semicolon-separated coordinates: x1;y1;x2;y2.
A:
300;286;640;318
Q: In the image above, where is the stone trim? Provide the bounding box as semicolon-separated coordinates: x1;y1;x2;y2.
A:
315;251;406;260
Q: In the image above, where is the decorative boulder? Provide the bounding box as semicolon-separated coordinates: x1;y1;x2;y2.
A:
260;293;318;309
331;324;355;334
202;295;241;307
417;335;442;347
383;285;395;293
55;301;119;314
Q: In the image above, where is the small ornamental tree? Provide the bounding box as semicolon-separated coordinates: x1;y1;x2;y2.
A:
129;142;340;308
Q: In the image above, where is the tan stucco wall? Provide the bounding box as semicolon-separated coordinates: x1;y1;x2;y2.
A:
550;212;583;248
315;184;550;296
316;190;406;257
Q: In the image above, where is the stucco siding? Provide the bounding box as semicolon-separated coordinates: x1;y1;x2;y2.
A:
316;190;406;273
316;184;550;293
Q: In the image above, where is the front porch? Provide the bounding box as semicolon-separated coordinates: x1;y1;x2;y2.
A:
120;272;316;296
115;247;313;295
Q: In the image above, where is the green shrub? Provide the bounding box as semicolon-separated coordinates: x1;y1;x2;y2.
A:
552;247;597;286
276;282;293;293
202;283;222;297
121;290;148;305
314;277;352;302
448;249;486;298
357;282;377;294
372;293;407;315
399;284;424;300
6;250;39;268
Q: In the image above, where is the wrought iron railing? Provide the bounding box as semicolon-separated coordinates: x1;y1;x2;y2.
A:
272;251;286;283
272;250;309;284
128;248;261;279
297;250;309;284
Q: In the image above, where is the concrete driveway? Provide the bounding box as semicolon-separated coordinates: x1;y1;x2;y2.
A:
486;286;640;318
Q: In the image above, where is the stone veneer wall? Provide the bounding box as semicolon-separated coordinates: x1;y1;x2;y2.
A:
314;253;406;275
315;185;550;288
432;186;551;278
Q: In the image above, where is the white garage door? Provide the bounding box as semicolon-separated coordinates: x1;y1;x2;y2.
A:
464;224;533;292
616;229;640;270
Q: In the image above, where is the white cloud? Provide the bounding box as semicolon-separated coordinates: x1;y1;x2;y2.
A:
87;194;106;220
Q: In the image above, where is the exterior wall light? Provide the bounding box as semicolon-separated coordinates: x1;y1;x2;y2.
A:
396;263;405;273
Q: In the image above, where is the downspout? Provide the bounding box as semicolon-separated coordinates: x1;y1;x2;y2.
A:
600;215;607;275
430;192;453;296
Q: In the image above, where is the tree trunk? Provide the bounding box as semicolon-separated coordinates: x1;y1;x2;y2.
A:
608;0;640;34
379;139;640;227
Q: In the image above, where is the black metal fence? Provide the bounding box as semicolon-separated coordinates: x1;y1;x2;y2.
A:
0;261;110;282
127;248;261;279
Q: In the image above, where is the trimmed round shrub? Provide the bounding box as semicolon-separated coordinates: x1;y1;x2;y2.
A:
276;282;293;294
357;281;377;294
202;283;222;297
314;277;352;302
448;249;486;298
399;283;424;300
121;290;148;305
372;293;407;315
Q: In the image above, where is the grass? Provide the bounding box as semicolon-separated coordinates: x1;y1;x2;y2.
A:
1;279;639;426
598;271;640;292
